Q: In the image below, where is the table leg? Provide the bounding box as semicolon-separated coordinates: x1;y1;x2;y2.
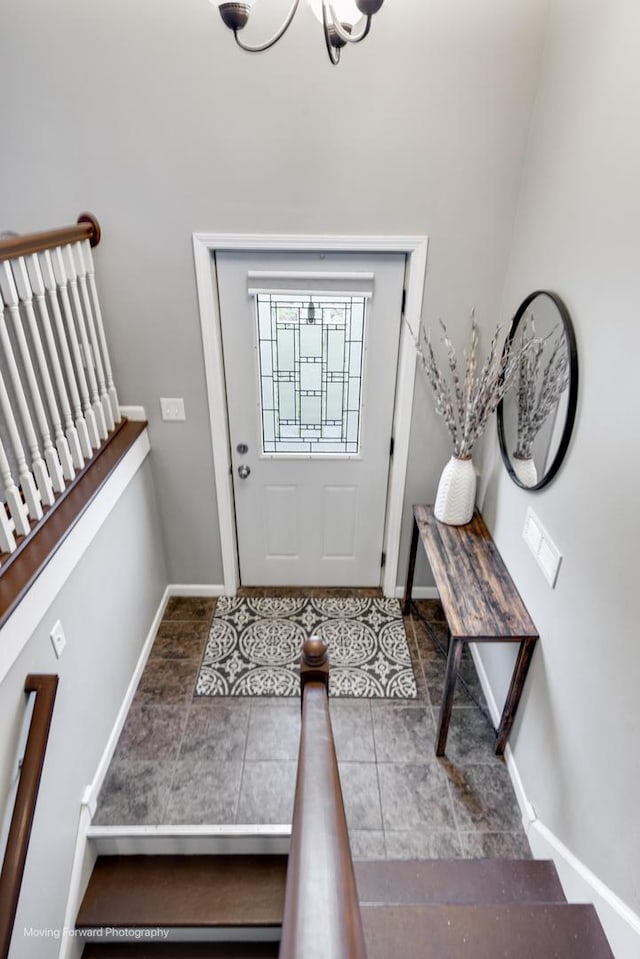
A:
435;634;464;757
402;515;420;616
495;637;537;755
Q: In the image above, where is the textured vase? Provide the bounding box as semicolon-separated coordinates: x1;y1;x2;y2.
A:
434;456;477;525
512;455;538;487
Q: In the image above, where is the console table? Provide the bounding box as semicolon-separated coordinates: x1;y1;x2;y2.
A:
403;505;538;757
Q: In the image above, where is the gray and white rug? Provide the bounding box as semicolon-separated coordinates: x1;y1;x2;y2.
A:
195;596;417;698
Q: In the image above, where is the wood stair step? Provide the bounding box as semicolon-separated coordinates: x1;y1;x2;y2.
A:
354;858;566;905
76;855;288;932
81;944;279;958
360;903;615;959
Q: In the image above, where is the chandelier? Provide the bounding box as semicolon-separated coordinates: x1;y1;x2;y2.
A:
211;0;385;65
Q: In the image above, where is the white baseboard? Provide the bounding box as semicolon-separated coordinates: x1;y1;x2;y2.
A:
87;824;291;856
469;644;640;959
394;586;439;600
167;584;225;597
119;405;147;421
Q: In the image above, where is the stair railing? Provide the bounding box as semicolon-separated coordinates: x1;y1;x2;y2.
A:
279;637;367;959
0;673;58;959
0;214;121;561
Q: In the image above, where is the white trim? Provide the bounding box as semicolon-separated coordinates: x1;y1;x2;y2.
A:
87;824;291;856
0;429;151;683
58;804;95;959
167;583;225;598
118;404;147;421
394;585;439;600
83;586;171;812
470;644;640;959
192;233;428;598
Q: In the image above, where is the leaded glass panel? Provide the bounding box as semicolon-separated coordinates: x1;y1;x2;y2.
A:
255;293;367;455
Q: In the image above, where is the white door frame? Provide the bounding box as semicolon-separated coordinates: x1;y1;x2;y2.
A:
192;233;428;598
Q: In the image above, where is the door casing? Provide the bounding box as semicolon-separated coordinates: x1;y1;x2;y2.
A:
192;233;428;598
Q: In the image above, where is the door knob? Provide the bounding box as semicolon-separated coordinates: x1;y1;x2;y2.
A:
237;464;251;479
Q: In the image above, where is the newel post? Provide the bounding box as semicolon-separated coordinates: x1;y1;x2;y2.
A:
300;635;329;699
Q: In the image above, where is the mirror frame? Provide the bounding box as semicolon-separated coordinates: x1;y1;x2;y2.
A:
497;290;578;491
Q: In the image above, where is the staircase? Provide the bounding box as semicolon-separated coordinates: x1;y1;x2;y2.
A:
76;853;614;958
73;639;614;959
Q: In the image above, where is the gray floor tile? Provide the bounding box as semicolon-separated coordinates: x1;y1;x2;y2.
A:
384;829;462;859
164;597;217;621
94;760;175;825
377;763;457;831
329;701;375;761
180;702;250;762
150;620;210;660
444;762;524;833
438;706;501;765
132;658;199;706
164;759;242;825
245;703;301;761
236;761;297;824
113;706;186;761
459;831;532;859
371;704;435;763
338;762;383;831
350;830;386;860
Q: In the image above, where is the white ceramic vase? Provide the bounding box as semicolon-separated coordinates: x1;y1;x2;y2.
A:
434;455;477;525
512;455;538;487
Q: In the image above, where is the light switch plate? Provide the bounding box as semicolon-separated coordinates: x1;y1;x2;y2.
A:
522;508;562;587
160;397;186;421
50;619;66;658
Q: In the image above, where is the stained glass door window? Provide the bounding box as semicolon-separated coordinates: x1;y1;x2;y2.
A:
255;293;367;455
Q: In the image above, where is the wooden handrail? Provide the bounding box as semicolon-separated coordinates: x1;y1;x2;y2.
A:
0;212;100;262
0;674;58;959
279;638;367;959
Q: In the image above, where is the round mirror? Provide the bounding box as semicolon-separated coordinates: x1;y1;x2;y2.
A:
497;291;578;490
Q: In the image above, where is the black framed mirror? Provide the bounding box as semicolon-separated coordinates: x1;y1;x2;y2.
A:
497;291;578;490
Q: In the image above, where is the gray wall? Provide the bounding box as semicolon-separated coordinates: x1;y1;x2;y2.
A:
0;0;549;585
479;0;640;915
0;458;167;958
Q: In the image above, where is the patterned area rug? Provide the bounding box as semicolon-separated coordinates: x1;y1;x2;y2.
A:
195;596;417;698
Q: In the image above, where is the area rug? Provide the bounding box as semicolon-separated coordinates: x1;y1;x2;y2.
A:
195;596;417;698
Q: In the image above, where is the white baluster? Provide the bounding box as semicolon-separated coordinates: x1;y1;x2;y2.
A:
72;242;114;432
0;305;43;521
39;250;93;463
49;247;101;450
26;253;81;474
80;239;121;423
0;432;29;547
10;257;68;491
0;274;54;507
61;245;108;441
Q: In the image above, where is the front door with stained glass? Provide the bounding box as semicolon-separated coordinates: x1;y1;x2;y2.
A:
216;251;405;586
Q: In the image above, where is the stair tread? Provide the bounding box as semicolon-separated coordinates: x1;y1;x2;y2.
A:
77;856;288;929
82;945;279;958
354;857;566;904
360;903;615;959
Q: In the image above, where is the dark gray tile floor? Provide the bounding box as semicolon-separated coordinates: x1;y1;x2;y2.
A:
94;595;531;860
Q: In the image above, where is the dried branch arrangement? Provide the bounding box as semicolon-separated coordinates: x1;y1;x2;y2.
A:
416;311;527;459
514;316;569;459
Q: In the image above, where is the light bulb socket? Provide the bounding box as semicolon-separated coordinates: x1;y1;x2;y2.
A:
356;0;384;14
218;2;251;31
328;22;352;48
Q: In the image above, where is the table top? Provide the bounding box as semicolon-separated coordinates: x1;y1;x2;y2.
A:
414;505;538;641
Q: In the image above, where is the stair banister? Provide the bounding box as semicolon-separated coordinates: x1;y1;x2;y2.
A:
279;637;367;959
0;674;58;959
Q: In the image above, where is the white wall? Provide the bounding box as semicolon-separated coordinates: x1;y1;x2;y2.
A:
478;0;640;933
0;458;167;959
0;0;549;585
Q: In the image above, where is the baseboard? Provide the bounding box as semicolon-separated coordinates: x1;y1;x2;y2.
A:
394;585;439;600
469;644;640;959
118;405;147;421
86;824;291;856
167;583;226;597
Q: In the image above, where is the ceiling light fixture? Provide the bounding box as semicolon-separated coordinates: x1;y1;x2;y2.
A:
211;0;385;65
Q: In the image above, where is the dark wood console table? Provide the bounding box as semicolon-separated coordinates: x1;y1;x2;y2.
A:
403;505;538;757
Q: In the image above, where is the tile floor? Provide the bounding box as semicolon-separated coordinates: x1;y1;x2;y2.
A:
94;595;531;861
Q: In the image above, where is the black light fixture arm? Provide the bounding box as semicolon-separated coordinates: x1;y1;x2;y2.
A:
324;2;372;46
224;0;302;54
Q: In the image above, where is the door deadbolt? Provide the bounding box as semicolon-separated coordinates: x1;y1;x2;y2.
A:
237;464;251;479
236;443;249;455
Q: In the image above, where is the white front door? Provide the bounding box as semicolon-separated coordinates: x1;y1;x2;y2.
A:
216;250;405;586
